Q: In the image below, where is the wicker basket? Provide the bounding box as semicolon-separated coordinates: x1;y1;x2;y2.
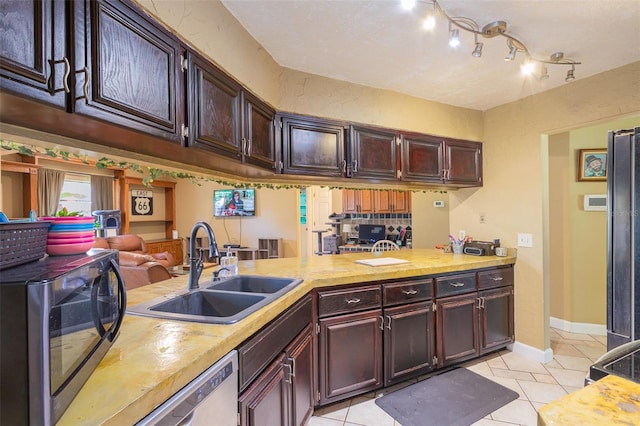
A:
0;221;50;270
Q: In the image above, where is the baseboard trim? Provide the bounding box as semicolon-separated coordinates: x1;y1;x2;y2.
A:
550;317;607;335
508;340;554;363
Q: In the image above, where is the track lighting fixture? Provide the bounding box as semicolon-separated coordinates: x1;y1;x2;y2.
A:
565;65;576;82
539;65;549;80
505;44;517;61
404;0;581;81
472;34;483;58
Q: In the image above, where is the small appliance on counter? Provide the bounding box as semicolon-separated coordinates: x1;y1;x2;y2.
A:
0;250;126;425
463;240;498;256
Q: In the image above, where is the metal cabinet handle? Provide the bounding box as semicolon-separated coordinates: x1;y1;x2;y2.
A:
283;362;293;384
402;289;418;295
386;315;392;330
450;282;465;287
241;137;246;155
492;277;504;281
341;160;347;173
352;159;358;173
247;139;252;156
75;67;90;100
379;315;384;331
48;57;70;94
288;356;296;378
346;298;361;304
477;297;486;309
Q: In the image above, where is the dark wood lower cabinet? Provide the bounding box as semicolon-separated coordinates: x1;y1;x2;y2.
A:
318;309;383;405
436;285;514;367
436;293;479;367
288;327;314;426
384;301;435;386
480;287;514;354
239;352;289;426
238;325;313;426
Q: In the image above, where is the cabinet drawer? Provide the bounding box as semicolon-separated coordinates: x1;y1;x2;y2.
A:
383;279;433;307
318;285;381;317
478;267;514;290
435;273;477;297
238;294;312;391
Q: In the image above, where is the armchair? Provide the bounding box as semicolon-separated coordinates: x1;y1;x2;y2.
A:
93;235;176;290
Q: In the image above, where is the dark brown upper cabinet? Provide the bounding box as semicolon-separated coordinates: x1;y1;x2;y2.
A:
401;134;482;186
241;91;277;170
280;113;347;177
0;0;68;108
186;50;242;156
73;0;184;143
348;125;399;180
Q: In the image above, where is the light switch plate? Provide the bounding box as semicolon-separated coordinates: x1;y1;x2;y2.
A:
517;233;533;247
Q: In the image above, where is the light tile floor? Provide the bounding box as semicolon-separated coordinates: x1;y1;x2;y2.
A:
309;328;607;426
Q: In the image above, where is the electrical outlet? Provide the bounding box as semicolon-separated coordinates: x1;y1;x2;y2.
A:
459;230;466;241
517;233;533;247
480;213;486;224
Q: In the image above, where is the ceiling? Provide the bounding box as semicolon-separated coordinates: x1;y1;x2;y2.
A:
220;0;640;111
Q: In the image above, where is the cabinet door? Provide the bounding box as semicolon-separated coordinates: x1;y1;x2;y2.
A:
436;293;479;367
480;286;514;354
0;0;67;108
239;353;289;426
375;190;393;213
384;302;435;386
242;91;276;170
376;190;411;213
400;134;444;183
358;189;375;213
281;114;346;177
318;309;382;404
342;189;358;214
349;125;398;180
74;0;184;143
187;51;242;156
444;139;483;185
393;190;412;213
285;326;314;426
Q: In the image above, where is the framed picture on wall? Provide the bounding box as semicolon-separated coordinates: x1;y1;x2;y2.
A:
578;149;607;181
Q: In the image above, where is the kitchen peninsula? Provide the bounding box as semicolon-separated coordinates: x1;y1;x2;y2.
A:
57;249;516;425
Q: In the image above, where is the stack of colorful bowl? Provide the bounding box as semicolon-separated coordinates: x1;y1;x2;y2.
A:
42;216;95;256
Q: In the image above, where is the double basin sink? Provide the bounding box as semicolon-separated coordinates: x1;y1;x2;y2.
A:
127;275;303;324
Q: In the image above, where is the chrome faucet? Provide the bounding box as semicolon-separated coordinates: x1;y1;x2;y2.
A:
188;221;220;290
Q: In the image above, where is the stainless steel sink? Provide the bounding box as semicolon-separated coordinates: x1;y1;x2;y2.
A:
127;276;303;324
206;275;303;294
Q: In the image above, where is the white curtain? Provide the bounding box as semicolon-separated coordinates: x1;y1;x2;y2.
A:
91;175;114;211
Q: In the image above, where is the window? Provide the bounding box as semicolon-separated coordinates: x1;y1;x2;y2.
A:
58;173;92;216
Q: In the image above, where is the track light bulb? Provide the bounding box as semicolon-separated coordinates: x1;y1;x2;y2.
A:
505;45;517;61
400;0;416;10
520;59;535;75
449;29;460;48
423;13;436;30
565;65;575;82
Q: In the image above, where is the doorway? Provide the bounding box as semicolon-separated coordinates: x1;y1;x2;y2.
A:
298;186;332;257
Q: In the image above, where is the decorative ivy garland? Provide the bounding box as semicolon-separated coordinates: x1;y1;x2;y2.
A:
0;139;445;193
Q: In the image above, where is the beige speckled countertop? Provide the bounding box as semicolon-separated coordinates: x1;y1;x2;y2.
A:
537;374;640;425
58;249;516;425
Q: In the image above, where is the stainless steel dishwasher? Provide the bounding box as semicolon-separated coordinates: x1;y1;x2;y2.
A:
137;350;238;426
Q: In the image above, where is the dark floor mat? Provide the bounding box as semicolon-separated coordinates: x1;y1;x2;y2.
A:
375;368;519;426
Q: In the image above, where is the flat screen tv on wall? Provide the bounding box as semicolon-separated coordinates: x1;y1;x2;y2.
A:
213;188;256;217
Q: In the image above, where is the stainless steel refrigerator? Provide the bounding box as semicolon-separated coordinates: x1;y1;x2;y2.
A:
607;127;640;350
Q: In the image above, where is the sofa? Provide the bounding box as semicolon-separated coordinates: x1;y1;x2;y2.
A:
93;235;176;290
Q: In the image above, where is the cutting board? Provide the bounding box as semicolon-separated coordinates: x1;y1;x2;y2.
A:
355;257;409;267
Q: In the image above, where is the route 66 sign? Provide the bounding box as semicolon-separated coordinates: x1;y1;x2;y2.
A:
131;190;153;215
